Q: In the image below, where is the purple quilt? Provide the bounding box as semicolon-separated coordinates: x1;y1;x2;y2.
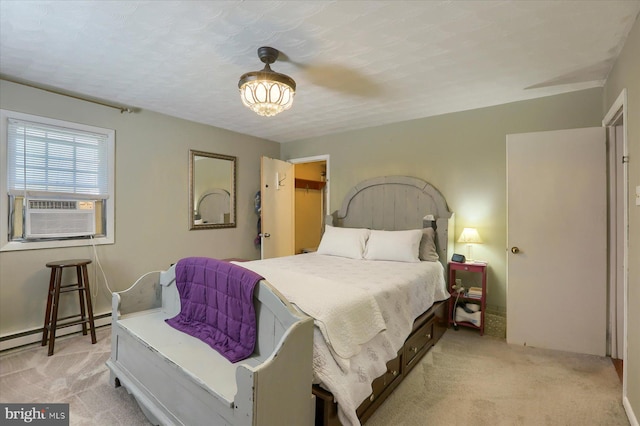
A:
165;257;263;363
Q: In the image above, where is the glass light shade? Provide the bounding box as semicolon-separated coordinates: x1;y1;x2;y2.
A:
238;66;296;117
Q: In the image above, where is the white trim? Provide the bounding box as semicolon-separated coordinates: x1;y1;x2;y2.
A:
603;90;627;125
0;109;115;251
603;89;629;409
624;396;639;426
606;125;620;358
1;236;113;252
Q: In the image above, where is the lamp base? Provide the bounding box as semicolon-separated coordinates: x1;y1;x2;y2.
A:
465;245;485;263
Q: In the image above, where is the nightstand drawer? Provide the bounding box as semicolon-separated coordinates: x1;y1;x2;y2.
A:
452;263;485;273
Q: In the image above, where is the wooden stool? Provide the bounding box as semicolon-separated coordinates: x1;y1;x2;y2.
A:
42;259;97;356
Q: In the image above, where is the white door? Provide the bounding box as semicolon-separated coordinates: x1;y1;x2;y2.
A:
506;127;606;356
260;156;295;259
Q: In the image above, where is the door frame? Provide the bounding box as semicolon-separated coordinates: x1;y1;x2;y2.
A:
602;89;629;408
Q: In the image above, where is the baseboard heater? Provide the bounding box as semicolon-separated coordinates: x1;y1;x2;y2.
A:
0;313;110;352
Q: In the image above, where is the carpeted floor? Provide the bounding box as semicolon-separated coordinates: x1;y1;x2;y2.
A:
0;327;148;425
366;328;628;426
0;326;628;426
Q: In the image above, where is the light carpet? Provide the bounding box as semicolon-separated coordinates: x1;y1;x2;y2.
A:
366;328;627;426
0;326;627;426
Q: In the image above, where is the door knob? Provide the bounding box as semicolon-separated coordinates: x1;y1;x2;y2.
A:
511;247;520;254
261;233;271;238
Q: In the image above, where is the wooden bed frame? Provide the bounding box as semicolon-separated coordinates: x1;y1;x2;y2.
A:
314;175;454;425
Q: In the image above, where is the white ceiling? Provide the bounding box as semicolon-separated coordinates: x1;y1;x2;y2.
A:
1;1;639;143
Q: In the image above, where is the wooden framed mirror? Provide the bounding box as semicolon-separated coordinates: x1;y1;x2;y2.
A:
189;150;237;230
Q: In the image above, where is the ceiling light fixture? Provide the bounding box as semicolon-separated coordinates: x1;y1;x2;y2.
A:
238;46;296;117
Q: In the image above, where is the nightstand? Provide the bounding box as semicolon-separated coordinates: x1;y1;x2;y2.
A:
448;261;487;335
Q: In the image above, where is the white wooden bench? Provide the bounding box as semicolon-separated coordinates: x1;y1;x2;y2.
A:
106;264;315;426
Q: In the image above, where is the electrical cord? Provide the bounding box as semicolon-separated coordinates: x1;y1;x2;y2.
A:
453;289;463;327
89;236;109;301
90;235;163;298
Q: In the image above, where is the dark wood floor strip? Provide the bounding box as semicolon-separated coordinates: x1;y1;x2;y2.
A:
611;358;623;383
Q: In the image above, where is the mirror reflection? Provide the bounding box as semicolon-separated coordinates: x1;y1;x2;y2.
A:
189;150;236;229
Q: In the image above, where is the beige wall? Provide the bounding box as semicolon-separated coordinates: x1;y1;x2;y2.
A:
0;80;278;337
281;87;604;313
604;14;640;422
193;156;233;211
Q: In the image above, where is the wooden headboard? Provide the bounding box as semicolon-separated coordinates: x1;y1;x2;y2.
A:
328;176;454;267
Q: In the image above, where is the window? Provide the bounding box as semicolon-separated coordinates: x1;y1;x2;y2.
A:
1;110;115;251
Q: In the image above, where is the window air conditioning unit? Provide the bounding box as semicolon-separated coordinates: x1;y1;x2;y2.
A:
25;198;96;239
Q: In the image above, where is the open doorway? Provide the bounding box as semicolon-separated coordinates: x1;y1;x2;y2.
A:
290;155;329;254
259;155;329;259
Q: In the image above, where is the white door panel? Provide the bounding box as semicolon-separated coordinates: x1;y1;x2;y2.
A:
261;156;295;259
506;127;606;356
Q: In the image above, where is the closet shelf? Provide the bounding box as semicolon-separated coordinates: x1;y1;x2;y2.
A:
295;178;326;190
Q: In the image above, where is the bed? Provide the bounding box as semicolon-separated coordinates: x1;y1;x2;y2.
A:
239;175;454;425
107;175;453;426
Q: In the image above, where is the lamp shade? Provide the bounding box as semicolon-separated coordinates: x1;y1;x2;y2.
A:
458;228;482;244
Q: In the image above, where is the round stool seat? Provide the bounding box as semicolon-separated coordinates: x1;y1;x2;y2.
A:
46;259;92;268
42;259;96;356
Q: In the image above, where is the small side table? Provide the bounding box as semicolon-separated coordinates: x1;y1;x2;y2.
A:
42;259;97;356
448;261;487;335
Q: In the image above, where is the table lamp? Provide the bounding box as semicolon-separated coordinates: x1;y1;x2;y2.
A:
458;228;482;262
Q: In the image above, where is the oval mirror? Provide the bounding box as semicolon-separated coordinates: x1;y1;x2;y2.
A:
189;150;237;229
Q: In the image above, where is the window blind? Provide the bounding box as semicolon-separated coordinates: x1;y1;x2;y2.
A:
6;118;109;197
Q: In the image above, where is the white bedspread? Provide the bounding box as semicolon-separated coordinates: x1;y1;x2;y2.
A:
237;254;448;426
235;261;386;359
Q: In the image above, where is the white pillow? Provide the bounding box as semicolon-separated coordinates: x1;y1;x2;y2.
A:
364;229;423;262
316;225;370;259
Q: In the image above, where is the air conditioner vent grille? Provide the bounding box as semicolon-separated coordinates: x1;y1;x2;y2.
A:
25;198;96;238
28;200;78;210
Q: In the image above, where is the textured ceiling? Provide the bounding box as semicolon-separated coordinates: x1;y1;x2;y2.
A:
1;1;639;143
